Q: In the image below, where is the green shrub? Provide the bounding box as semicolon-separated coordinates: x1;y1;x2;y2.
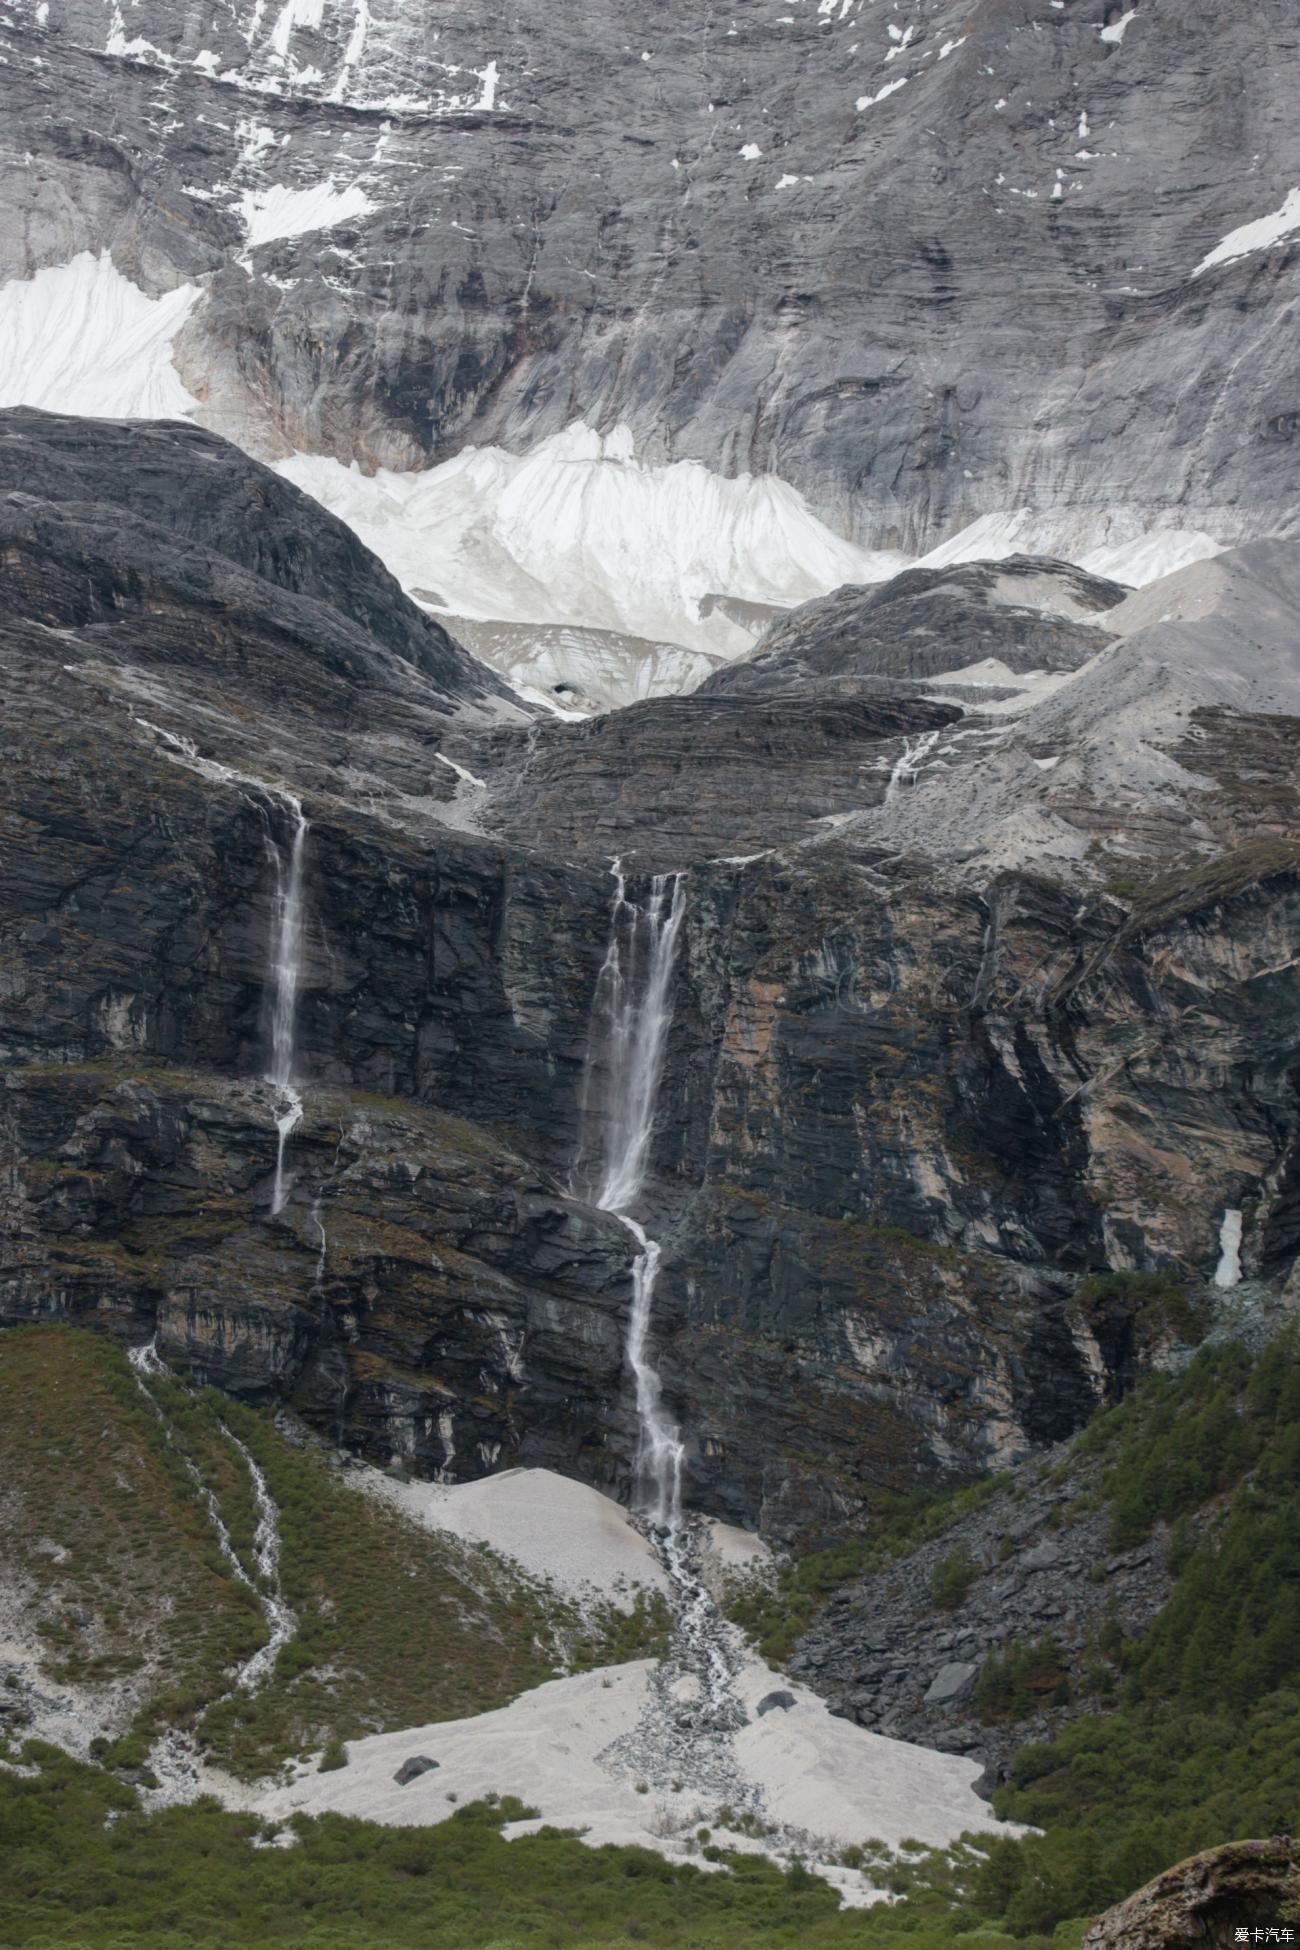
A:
975;1638;1070;1722
928;1548;977;1613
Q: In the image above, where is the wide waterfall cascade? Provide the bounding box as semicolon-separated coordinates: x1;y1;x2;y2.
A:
579;866;688;1529
265;796;309;1216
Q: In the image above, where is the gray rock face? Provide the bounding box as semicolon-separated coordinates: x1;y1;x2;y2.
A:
1;408;1299;1544
1;0;1298;557
0;409;512;712
698;558;1128;700
923;1662;978;1707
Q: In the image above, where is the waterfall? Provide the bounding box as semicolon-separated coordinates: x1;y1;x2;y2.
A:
266;796;308;1215
1214;1207;1244;1288
580;864;688;1529
134;718;309;1216
128;1341;296;1696
885;726;942;804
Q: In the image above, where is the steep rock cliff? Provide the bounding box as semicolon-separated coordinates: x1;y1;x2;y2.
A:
2;0;1298;562
3;410;1299;1539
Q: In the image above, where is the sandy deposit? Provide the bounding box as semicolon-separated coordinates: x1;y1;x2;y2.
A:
354;1464;675;1611
259;1648;1015;1895
264;1468;1011;1905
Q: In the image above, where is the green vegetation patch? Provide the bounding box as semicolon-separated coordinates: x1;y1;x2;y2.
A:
0;1326;265;1706
0;1742;1038;1950
1074;1269;1210;1348
725;1476;1006;1663
0;1327;665;1780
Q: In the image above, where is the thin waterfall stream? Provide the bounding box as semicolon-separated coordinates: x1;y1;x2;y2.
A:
884;726;942;804
578;864;687;1528
134;718;309;1213
266;794;308;1215
579;864;753;1781
126;1339;295;1804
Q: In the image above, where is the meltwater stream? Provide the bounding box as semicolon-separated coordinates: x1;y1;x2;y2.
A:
578;865;747;1771
126;1340;295;1805
135;719;308;1213
579;864;688;1528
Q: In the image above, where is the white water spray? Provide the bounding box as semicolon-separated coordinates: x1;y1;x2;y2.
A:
134;718;310;1214
884;727;942;804
580;865;688;1529
266;796;308;1215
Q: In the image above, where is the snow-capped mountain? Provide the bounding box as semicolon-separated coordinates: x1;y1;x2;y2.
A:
1;0;1298;697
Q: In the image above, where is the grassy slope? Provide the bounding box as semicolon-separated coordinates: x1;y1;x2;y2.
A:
6;1325;1300;1947
2;1748;1026;1950
0;1327;662;1778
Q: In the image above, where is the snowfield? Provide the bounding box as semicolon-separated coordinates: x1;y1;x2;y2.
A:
0;250;1253;703
276;426;911;659
0;254;201;420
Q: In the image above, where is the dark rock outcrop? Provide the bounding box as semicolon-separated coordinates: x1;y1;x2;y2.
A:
698;558;1128;701
789;1431;1175;1766
0;408;514;714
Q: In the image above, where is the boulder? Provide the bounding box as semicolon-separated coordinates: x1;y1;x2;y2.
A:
1082;1839;1300;1949
756;1691;797;1717
923;1662;978;1707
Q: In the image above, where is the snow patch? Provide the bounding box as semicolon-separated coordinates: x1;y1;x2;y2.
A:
355;1464;671;1611
0;253;200;420
277;423;909;659
474;58;500;110
259;1652;1018;1886
239;178;375;248
918;509;1225;587
739;142;763;159
1214;1209;1243;1289
1082;529;1225;586
857;75;907;109
1099;9;1137;44
1193;187;1300;279
267;0;324;58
